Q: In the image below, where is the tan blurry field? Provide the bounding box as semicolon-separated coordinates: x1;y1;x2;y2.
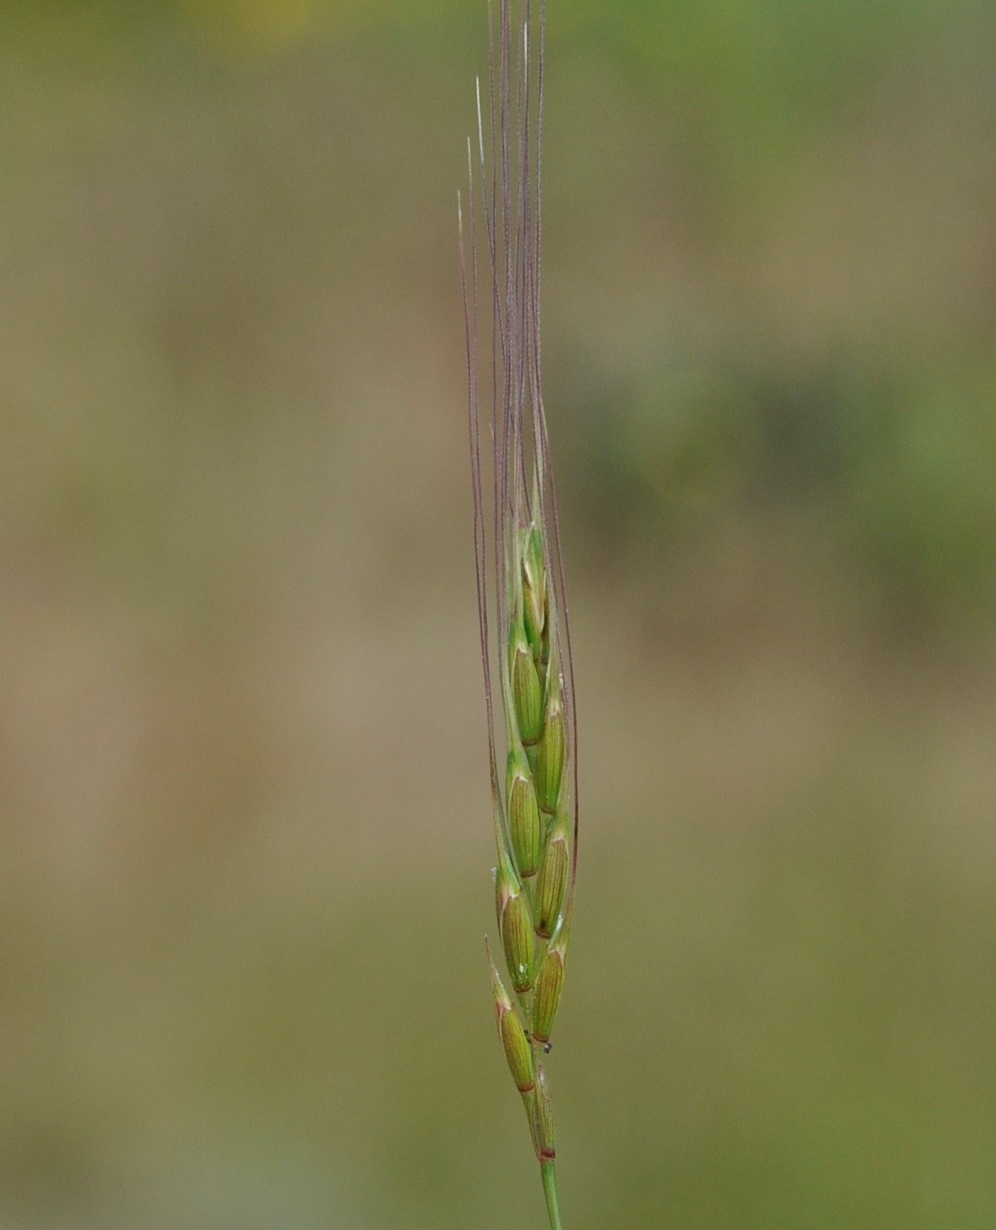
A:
2;3;996;1227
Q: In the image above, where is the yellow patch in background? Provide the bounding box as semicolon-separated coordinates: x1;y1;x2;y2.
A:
176;0;323;54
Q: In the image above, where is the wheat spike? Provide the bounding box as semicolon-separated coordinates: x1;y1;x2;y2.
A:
459;2;578;1226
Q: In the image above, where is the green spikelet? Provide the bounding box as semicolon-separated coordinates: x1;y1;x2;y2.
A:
535;817;570;939
507;749;542;878
521;524;547;659
510;624;543;748
531;929;568;1048
497;861;536;994
531;1065;556;1164
535;691;565;817
487;941;535;1094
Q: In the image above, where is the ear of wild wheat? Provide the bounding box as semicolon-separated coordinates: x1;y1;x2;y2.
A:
458;3;578;1227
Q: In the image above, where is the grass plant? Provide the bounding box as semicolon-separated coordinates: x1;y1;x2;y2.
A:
458;3;579;1227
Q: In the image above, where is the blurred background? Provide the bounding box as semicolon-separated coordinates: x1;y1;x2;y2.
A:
2;1;995;1226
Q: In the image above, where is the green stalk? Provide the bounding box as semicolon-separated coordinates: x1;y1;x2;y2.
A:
541;1161;564;1230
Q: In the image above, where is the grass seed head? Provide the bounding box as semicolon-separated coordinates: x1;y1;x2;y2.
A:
462;0;579;1213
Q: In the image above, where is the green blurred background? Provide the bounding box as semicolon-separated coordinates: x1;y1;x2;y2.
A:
2;1;995;1226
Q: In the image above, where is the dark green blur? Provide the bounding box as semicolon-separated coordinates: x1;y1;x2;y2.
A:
1;1;994;1227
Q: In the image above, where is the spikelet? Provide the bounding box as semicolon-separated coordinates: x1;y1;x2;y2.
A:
535;687;565;820
459;0;578;1223
531;1065;556;1164
487;939;535;1094
534;814;570;940
498;873;536;994
507;747;542;878
531;924;567;1047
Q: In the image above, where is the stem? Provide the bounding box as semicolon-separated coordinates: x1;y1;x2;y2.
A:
540;1159;564;1230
